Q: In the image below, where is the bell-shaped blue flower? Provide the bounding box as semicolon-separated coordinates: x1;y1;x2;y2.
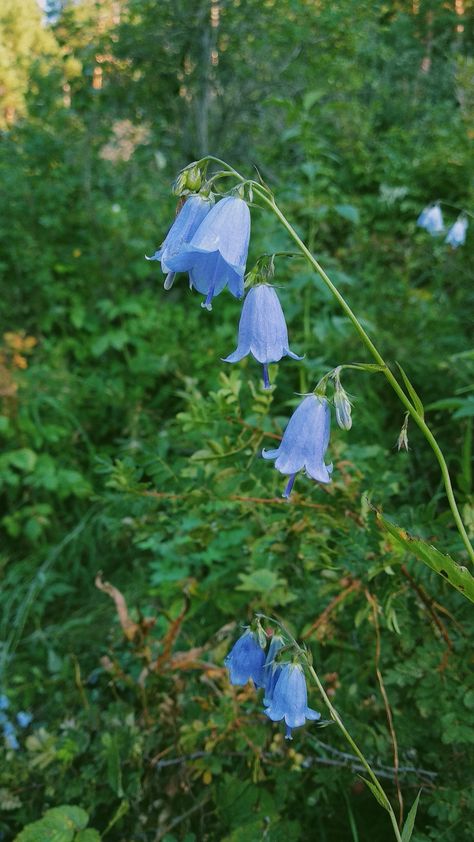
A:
16;711;33;728
263;633;285;706
445;216;468;248
223;284;302;388
262;394;332;498
167;196;251;310
264;663;321;740
225;629;266;688
417;203;444;235
146;195;212;289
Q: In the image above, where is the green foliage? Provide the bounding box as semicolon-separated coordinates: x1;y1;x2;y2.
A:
0;0;473;840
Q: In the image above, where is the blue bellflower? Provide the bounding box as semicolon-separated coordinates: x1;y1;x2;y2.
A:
264;663;321;740
225;629;266;688
263;634;285;706
417;203;444;235
147;195;212;289
445;216;468;248
223;284;302;388
262;394;332;498
167;196;251;310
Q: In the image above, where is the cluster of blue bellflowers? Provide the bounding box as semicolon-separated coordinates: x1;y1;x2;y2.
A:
148;177;345;499
417;203;469;247
225;625;321;740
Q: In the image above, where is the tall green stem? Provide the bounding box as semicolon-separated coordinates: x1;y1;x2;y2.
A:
307;664;403;842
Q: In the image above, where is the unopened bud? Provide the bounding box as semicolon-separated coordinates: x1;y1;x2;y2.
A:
334;387;352;430
172;170;187;196
185;164;202;192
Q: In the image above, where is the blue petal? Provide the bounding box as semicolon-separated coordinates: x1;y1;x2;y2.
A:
150;196;212;273
225;630;266;687
263;635;285;705
167;197;250;304
417;203;443;235
264;664;321;729
262;395;332;483
445;218;467;248
224;285;302;366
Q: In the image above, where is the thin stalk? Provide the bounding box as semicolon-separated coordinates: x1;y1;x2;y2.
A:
307;664;403;842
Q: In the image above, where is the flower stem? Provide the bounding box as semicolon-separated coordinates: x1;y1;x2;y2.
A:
307;664;403;842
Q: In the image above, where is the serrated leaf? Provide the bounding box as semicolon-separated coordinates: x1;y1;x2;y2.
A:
375;509;474;604
401;790;422;841
396;363;425;417
358;776;390;811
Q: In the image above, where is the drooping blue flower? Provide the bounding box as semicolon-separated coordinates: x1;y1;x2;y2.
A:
264;663;321;740
146;195;212;289
167;196;251;310
16;711;33;728
417;203;444;235
225;629;266;688
263;633;285;706
262;394;332;498
445;216;468;248
223;284;302;388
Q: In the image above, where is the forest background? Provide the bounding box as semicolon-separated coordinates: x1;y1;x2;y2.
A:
0;0;473;840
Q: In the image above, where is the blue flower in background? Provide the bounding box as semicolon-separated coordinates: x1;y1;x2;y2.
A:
2;719;20;750
16;711;33;728
262;394;332;498
224;284;302;388
0;694;9;711
147;195;212;289
225;629;266;688
263;634;285;706
417;203;444;235
445;216;468;248
264;663;321;740
167;196;251;310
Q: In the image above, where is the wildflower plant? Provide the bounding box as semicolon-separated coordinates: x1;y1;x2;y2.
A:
148;156;474;842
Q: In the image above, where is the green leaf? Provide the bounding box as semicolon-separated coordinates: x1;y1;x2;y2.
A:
358;777;390;811
335;204;360;224
375;509;474;604
302;89;324;111
395;364;424;418
14;806;88;842
237;569;286;593
75;831;101;842
401;790;422;841
8;448;37;472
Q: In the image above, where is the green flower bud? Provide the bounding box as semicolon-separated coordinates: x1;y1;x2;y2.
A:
334;386;352;430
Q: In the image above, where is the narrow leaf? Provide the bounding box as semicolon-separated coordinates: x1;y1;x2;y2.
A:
401;790;422;842
396;363;425;417
358;776;390;811
374;509;474;604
